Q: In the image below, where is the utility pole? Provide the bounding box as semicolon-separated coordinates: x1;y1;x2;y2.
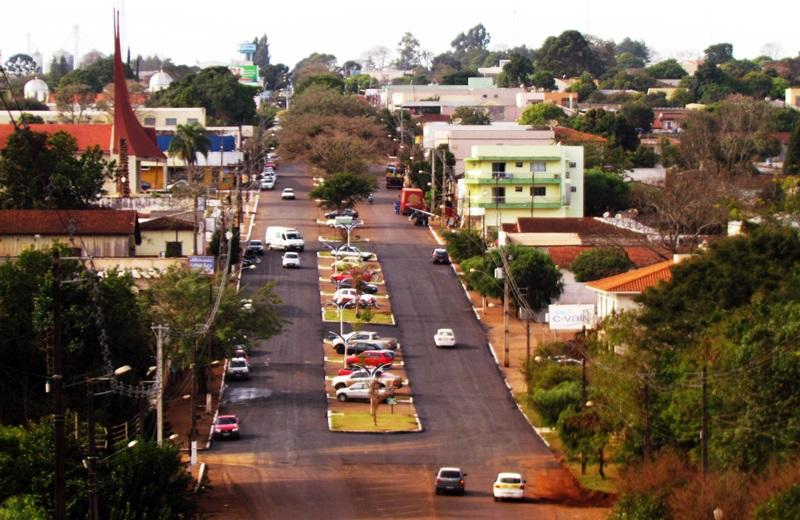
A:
152;324;168;446
86;379;98;520
701;351;709;478
642;372;651;463
503;260;510;368
580;352;588;475
52;250;66;520
430;148;436;218
189;338;198;466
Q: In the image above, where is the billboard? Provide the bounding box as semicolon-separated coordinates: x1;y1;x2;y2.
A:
238;43;257;54
189;256;215;275
229;64;259;85
547;304;596;331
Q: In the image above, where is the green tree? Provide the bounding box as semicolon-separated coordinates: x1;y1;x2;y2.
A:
646;59;688;79
449;106;491;125
396;32;421;69
631;145;657;167
531;70;556;90
570;247;634;282
755;484;800;519
54;82;95;123
567;72;598;101
443;228;485;262
616;52;645;69
621;101;654;132
784;122;800;174
252;34;270;68
499;53;534;87
615;37;650;63
167;122;211;177
294;72;344;96
308;171;376;211
261;63;289;91
583;169;629;216
148;66;257;125
0;128;112;209
704;42;734;66
537;30;603;77
292;52;337;85
441;69;480;85
451;24;491;54
518;102;565;126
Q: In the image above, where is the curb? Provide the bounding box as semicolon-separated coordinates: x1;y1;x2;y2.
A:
194;462;206;493
204;358;229;450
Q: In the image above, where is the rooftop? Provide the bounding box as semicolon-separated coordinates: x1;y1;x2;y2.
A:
586;259;675;293
0;209;138;236
0;124;113;152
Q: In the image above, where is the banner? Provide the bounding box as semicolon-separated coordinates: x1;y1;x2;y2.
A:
547;304;596;331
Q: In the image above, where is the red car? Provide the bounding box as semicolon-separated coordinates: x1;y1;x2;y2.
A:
213;414;241;440
345;350;394;369
330;271;374;284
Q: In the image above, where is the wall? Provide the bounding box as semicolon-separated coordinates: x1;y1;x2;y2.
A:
137;229;194;257
596;292;639;320
0;235;133;257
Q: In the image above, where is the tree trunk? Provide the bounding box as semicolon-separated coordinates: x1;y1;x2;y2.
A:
598;447;605;479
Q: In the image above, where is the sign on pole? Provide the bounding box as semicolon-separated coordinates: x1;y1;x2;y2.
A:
547;304;596;331
188;256;215;275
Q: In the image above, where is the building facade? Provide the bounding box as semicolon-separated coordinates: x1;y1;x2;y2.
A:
456;145;584;234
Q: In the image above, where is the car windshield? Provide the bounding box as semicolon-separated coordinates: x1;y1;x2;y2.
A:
250;241;262;246
440;471;462;478
285;253;298;258
217;417;237;425
286;232;301;240
231;359;247;368
500;477;522;484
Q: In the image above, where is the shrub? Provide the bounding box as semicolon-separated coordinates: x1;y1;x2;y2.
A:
754;484;800;519
443;229;485;262
571;247;634;282
530;380;581;426
584;168;630;216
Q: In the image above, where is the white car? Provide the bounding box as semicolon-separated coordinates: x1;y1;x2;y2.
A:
333;246;374;261
492;472;526;501
335;381;392;402
281;188;295;200
434;328;456;348
260;178;275;190
331;368;399;390
226;357;250;380
282;251;300;268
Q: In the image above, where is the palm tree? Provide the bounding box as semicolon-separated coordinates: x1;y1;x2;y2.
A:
168;123;211;254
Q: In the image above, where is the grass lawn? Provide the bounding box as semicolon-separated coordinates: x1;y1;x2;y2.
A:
329;412;419;432
566;462;619;494
323;308;394;325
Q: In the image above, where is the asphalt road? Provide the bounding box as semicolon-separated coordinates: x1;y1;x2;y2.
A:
202;164;606;519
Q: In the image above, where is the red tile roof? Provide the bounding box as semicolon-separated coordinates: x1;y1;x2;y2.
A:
0;210;138;236
513;218;644;239
553;126;608;144
547;246;668;269
0;124;113;152
586;259;674;293
139;215;194;231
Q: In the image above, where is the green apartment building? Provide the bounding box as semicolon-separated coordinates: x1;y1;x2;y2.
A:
456;145;584;235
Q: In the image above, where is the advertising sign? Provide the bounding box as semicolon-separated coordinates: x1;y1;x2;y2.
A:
238;43;257;53
229;64;260;85
188;256;215;275
547;304;596;331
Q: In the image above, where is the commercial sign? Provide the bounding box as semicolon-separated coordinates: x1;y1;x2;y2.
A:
188;256;215;275
229;64;260;85
238;43;257;53
547;304;596;331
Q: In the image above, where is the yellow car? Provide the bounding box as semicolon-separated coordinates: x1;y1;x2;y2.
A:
492;472;525;501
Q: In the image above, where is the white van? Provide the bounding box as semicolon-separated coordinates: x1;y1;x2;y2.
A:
265;226;304;251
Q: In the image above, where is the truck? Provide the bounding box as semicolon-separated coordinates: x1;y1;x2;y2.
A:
385;158;405;189
265;226;305;251
400;187;425;215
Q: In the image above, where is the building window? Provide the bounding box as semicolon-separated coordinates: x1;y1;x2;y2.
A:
491;162;506;178
187;118;198;124
492;186;505;203
515;161;523;167
515;186;523;193
143;117;156;127
165;118;177;126
530;186;546;196
531;161;546;172
571;186;577;192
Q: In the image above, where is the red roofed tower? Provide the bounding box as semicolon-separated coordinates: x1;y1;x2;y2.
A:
111;10;164;195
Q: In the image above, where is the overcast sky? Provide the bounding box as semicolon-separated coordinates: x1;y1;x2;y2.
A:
1;0;796;70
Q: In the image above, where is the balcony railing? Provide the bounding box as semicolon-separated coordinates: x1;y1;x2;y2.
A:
468;197;564;210
463;175;562;185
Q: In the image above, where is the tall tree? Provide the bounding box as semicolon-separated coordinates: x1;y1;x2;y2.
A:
518;103;565;126
537;31;604;78
449;106;491;125
615;37;650;63
54;83;96;123
361;45;392;69
252;34;271;68
395;32;421;69
451;24;491;54
704;42;734;66
646;59;688;79
784;122;800;175
499;53;534;87
261;63;289;90
308;171;376;210
167;122;211;181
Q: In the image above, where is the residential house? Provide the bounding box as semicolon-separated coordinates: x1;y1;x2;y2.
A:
786;87;800;109
457;145;584;234
137;215;195;257
0;209;140;257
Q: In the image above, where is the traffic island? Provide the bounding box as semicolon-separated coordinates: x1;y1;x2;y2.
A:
328;409;421;433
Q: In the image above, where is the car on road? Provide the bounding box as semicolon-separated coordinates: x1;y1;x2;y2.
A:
335;381;393;402
335;278;379;294
232;347;250;364
432;248;450;264
324;208;359;219
331;331;398;351
434;328;456;348
281;188;295;200
226;357;250;380
331;368;399;390
282;251;300;268
242;252;257;269
331;271;374;284
345;350;393;368
247;240;265;255
334;341;393;356
492;472;526;501
333;245;374;261
435;467;467;495
260;178;275;190
213;415;241;440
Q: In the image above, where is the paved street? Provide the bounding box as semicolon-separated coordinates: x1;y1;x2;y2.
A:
201;164;606;519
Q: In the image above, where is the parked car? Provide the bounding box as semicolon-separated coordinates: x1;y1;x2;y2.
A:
332;288;358;306
345;350;394;368
432;248;450;265
331;368;399;390
232;347;250;364
334;341;393;356
434;328;456;348
213;415;241;440
324;208;359;219
282;251;300;268
342;294;378;309
336;381;393;402
281;188;295;200
492;472;526;501
331;258;363;270
333;245;374;261
247;240;265;255
435;467;467;495
242;254;257;269
335;278;379;294
226;357;250;380
331;331;398;351
331;271;374;284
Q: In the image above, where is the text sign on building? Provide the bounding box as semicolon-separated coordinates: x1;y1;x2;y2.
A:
547;304;596;331
189;256;215;275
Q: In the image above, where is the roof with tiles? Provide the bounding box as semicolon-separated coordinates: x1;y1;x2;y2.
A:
547;246;668;269
512;218;644;239
553;126;608;144
0;124;113;152
0;210;138;236
586;259;674;293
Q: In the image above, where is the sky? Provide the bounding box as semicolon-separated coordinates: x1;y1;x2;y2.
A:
0;0;797;71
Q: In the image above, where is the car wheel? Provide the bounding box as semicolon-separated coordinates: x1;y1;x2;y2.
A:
493;497;499;502
337;394;348;402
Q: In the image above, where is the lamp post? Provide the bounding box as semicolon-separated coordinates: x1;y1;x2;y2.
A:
86;365;132;520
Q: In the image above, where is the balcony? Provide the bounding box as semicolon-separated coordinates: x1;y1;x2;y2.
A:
463;175;563;185
470;197;564;210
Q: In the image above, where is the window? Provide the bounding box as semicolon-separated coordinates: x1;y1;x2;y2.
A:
491;162;506;178
492;187;505;203
571;186;577;192
165;118;177;126
531;161;546;172
187;118;198;124
515;161;523;167
569;161;577;168
515;186;523;193
143;117;156;126
530;186;546;196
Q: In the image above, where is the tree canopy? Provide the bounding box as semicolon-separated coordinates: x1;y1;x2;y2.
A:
308;172;376;211
449;106;491;125
518;102;565;126
570;247;634;282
